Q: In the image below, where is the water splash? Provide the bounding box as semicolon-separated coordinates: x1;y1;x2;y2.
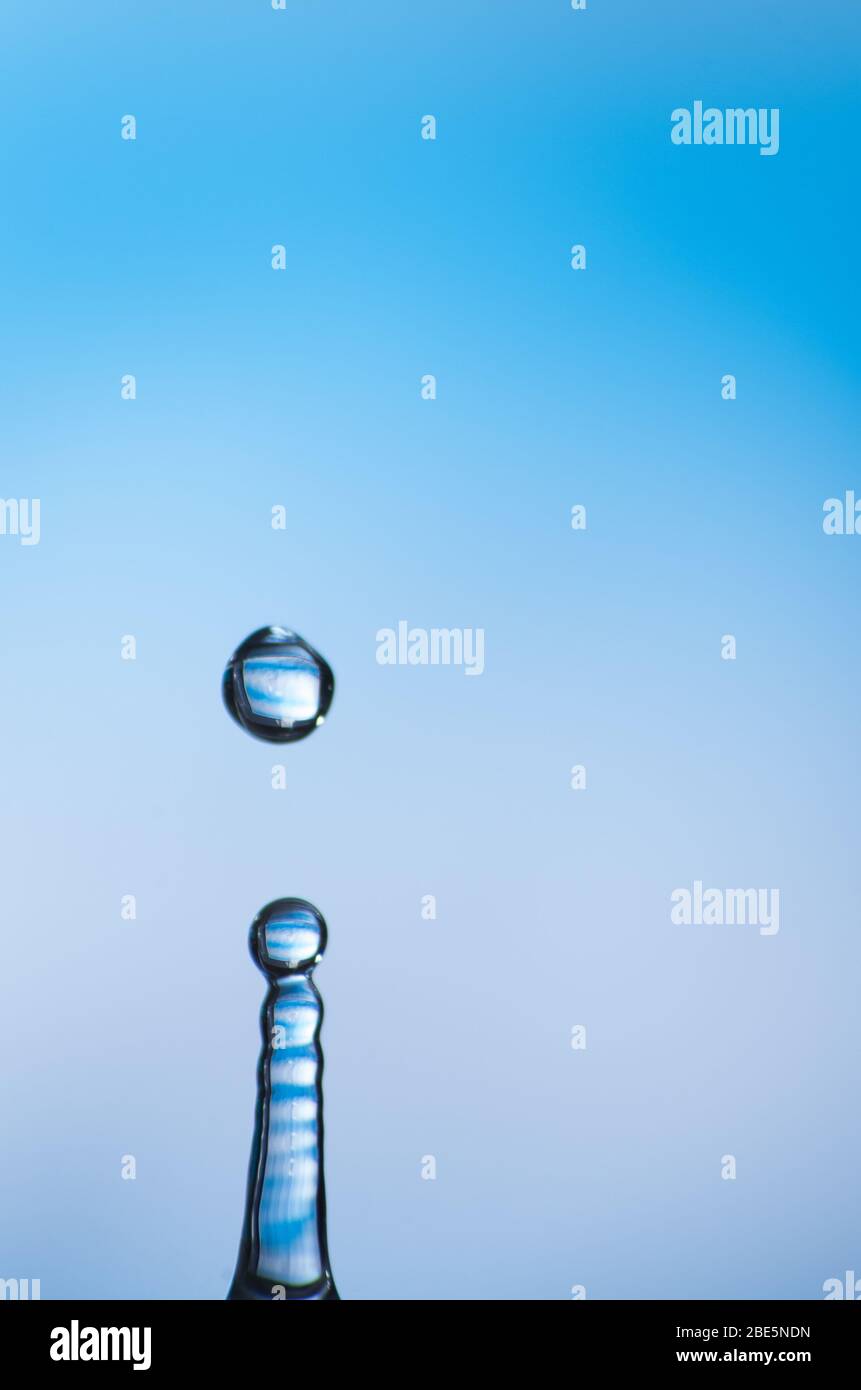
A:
222;626;334;744
228;899;339;1301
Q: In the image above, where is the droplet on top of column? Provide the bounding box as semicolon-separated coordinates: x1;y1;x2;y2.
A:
251;898;327;978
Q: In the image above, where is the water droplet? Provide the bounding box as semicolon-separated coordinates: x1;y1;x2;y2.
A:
251;898;327;978
222;626;334;744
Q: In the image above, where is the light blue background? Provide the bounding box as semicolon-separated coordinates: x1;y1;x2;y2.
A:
0;0;858;1300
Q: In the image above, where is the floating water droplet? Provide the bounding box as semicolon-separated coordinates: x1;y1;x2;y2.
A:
222;626;334;744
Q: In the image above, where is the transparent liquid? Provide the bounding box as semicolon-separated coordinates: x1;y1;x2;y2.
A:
228;900;338;1301
222;627;335;744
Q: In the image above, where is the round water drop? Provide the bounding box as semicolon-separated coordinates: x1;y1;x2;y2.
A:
222;626;334;743
251;898;327;978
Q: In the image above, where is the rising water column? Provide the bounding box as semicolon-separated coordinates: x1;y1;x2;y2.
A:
228;899;339;1302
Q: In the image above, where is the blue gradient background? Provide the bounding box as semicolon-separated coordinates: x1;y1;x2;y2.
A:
1;0;859;1300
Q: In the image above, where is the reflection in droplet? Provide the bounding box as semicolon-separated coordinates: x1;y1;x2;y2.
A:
256;902;326;975
222;626;335;744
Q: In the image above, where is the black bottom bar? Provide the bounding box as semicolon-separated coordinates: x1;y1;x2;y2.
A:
3;1298;856;1373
